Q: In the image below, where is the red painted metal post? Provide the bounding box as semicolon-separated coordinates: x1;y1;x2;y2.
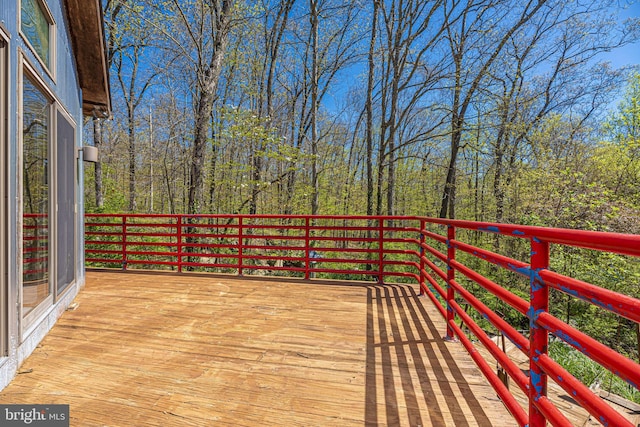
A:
177;216;183;273
305;217;311;280
445;225;456;341
238;217;244;276
529;237;550;427
419;219;426;296
378;218;384;284
121;216;127;271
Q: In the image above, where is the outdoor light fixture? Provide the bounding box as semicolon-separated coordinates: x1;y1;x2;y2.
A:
76;145;99;162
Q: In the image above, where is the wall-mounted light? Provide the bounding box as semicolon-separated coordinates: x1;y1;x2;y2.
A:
76;145;99;162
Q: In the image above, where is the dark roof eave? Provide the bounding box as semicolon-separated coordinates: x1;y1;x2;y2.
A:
64;0;111;118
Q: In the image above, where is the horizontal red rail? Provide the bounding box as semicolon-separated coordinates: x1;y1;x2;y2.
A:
84;214;640;426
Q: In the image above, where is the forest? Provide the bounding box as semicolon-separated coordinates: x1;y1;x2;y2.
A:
85;0;640;402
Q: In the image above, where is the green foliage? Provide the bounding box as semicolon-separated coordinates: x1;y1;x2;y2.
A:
603;73;640;148
550;341;640;404
83;164;127;214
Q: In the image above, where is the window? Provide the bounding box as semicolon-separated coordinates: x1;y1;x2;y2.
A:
21;0;54;71
22;72;52;319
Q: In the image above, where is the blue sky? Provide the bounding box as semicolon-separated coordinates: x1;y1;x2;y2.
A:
604;2;640;68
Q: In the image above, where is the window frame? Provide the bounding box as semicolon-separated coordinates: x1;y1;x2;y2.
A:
18;0;56;81
0;26;9;357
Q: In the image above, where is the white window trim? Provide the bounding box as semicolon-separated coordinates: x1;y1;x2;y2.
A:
18;0;56;82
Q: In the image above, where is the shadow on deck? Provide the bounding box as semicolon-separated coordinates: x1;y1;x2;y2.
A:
0;271;514;426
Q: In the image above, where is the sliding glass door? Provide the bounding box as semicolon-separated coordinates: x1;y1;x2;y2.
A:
56;110;76;295
20;60;77;331
21;71;52;322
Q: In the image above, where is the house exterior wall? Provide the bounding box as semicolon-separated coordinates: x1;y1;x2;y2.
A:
0;0;87;390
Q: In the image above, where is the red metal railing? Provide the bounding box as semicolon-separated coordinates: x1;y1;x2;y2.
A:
84;214;640;427
85;214;423;282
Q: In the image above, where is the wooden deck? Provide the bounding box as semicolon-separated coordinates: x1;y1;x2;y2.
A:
0;271;516;426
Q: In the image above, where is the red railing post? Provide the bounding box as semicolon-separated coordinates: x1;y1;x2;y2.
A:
445;224;456;341
121;215;127;271
238;216;244;276
177;216;183;273
419;219;426;296
378;218;384;284
305;217;311;280
529;237;550;427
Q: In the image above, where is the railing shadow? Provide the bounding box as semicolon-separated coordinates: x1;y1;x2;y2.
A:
365;284;493;426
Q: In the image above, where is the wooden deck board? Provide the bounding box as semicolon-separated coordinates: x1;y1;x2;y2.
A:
0;272;516;426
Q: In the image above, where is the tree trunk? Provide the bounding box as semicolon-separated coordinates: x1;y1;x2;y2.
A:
386;79;398;218
365;0;378;218
148;108;154;213
494;142;505;223
190;89;216;215
439;115;461;219
310;0;319;216
128;107;136;212
249;153;262;214
208;114;218;212
187;0;233;215
376;139;385;216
